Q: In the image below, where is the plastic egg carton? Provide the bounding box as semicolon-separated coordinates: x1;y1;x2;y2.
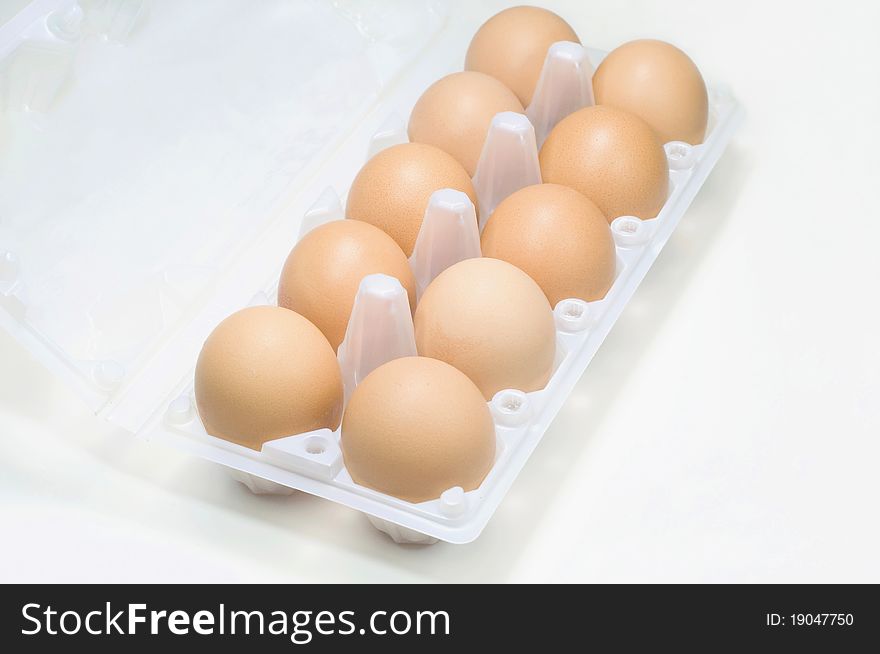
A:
0;0;742;545
145;66;741;546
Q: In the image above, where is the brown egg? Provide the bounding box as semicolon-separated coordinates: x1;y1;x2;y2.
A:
539;105;668;221
465;6;580;106
341;356;496;503
278;220;416;351
408;71;524;176
346;143;477;256
594;39;709;145
194;306;343;450
414;258;556;399
481;184;616;306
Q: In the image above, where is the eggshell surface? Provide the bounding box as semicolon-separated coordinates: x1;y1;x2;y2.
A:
481;184;616;306
341;356;496;504
346;143;477;256
408;71;524;176
194;306;343;450
593;39;709;145
414;258;556;399
278;220;416;351
539;105;669;221
465;6;580;107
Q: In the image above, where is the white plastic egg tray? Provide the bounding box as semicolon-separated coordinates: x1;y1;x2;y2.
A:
0;0;742;544
145;68;741;545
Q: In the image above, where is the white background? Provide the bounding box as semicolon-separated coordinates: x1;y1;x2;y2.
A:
1;0;879;583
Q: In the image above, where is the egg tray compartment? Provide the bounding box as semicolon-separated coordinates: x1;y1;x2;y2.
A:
145;75;742;544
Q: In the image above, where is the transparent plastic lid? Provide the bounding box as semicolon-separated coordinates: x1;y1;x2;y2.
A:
0;0;449;420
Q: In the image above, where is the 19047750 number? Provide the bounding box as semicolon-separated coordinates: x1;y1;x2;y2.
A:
791;614;854;626
766;613;854;627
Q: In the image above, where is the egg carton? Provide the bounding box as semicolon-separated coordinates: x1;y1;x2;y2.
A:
143;73;741;546
0;0;742;545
